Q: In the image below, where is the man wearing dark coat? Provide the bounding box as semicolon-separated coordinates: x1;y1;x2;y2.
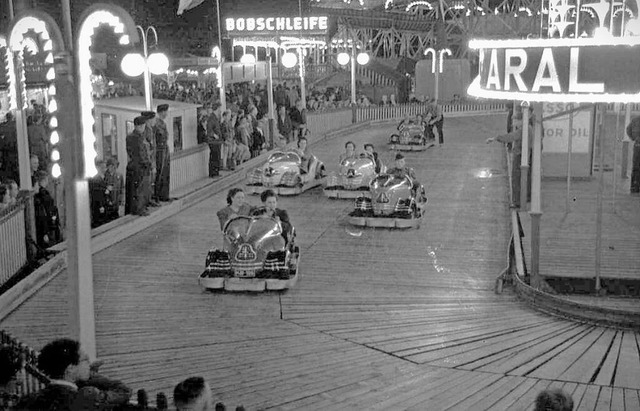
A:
0;113;19;183
206;103;223;177
626;115;640;194
125;116;152;216
141;111;158;206
15;338;131;411
154;104;171;201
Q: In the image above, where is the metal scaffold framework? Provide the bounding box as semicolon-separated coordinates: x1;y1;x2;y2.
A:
313;0;547;59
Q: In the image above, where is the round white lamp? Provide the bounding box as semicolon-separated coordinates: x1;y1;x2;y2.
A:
148;53;169;75
281;52;297;68
337;52;350;66
356;52;370;65
121;53;145;77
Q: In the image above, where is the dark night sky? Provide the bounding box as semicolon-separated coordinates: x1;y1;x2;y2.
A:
1;0;314;54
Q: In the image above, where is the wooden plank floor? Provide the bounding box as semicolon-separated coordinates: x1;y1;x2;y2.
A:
519;112;640;283
2;115;640;410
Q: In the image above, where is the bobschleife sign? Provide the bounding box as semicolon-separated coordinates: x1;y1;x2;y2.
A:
467;37;640;103
225;16;328;36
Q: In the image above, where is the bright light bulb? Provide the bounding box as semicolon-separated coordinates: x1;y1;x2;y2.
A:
46;67;55;80
121;53;145;77
356;52;370;65
43;40;52;51
240;54;256;64
119;35;130;45
50;130;59;144
337;52;350;65
148;53;170;75
45;53;53;64
51;149;60;161
48;99;57;112
51;163;61;178
48;84;56;96
49;116;58;128
281;52;297;68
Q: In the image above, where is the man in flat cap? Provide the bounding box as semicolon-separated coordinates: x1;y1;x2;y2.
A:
154;104;171;202
140;111;158;207
125;116;152;216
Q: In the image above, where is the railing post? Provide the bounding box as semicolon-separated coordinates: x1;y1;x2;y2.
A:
352;104;357;124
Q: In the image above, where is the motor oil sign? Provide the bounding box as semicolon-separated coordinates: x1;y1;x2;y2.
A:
542;103;591;153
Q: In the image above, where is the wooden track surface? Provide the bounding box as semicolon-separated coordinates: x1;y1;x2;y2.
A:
2;115;639;410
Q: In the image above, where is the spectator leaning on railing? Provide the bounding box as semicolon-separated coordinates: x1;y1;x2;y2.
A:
15;338;132;410
0;346;21;409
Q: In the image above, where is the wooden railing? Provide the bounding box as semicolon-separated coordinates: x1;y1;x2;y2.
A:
306;109;353;144
0;201;28;288
355;101;507;122
0;330;48;398
169;143;210;196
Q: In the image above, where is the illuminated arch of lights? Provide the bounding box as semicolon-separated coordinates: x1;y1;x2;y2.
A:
405;1;433;12
77;6;137;178
9;15;61;177
0;36;17;113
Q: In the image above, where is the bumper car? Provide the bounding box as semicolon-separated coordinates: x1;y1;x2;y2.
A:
348;173;427;228
389;124;435;151
199;213;299;292
246;150;325;196
324;154;385;199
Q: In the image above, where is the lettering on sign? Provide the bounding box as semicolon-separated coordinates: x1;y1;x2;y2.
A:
467;37;640;103
225;16;328;35
542;103;592;153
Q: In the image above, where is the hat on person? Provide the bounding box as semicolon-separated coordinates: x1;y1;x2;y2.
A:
134;116;147;126
157;104;169;113
140;111;156;119
395;153;405;160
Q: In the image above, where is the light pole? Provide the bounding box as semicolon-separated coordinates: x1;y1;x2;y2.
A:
424;47;451;103
336;45;369;105
120;26;169;111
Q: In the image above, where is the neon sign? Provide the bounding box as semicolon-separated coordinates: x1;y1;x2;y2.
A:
225;16;328;36
467;37;640;103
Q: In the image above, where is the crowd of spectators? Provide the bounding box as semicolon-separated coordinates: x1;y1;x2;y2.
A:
0;337;576;410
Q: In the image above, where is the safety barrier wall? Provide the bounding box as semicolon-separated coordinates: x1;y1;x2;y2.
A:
355;102;506;122
169;143;210;196
0;202;27;288
306;109;354;145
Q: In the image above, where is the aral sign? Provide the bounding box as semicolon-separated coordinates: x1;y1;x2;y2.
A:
467;37;640;103
225;16;328;36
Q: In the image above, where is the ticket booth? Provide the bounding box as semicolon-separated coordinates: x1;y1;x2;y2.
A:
94;97;206;196
94;96;200;173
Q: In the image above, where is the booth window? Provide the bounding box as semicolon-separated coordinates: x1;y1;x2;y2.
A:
101;114;118;162
173;116;183;152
